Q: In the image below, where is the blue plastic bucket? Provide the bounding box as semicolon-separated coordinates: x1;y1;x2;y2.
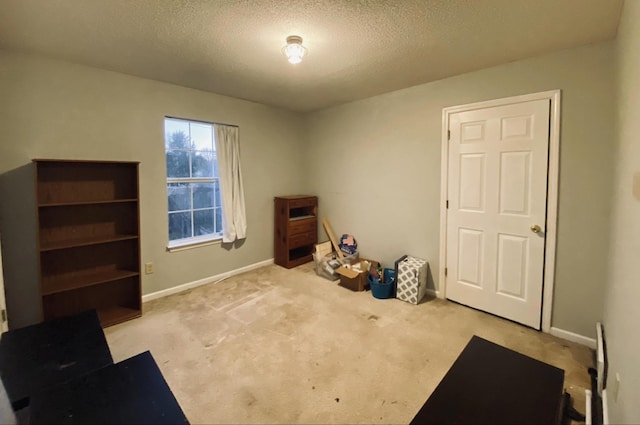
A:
383;268;396;285
369;274;395;299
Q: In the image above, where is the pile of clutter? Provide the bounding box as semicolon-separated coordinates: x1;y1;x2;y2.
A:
312;234;359;281
313;218;429;304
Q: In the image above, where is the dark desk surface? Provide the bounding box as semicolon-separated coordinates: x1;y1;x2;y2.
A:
0;309;113;406
411;335;565;425
30;351;189;425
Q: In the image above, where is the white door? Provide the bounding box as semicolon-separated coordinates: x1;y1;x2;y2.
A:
446;99;550;329
0;234;8;333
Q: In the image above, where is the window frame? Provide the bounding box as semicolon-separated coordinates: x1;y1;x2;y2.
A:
164;117;223;250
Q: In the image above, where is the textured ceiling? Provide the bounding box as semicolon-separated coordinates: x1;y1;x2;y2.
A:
0;0;623;112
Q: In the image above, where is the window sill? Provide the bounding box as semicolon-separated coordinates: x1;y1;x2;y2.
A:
166;235;222;252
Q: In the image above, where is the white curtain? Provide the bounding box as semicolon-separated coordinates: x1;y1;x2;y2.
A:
214;124;247;243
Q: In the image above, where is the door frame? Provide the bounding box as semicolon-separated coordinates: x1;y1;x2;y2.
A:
438;90;561;332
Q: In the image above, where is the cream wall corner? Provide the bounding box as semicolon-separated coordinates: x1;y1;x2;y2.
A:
0;50;307;328
603;0;640;423
304;41;615;339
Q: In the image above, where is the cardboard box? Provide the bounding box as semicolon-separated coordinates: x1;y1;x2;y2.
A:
336;259;379;292
396;256;428;304
314;241;333;259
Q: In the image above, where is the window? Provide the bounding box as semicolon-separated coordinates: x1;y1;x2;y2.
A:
164;117;223;248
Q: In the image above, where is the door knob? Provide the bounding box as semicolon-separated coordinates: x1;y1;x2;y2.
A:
530;224;542;233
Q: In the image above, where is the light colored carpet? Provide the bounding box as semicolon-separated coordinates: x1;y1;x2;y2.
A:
104;262;593;424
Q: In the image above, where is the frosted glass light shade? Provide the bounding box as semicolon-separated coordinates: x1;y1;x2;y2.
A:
282;35;307;64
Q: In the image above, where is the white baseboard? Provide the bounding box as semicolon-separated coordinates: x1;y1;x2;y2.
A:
550;326;597;349
425;288;440;298
142;258;274;303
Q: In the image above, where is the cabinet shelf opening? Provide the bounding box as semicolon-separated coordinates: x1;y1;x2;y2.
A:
289;206;316;220
38;202;139;251
35;161;138;204
42;269;140;295
42;276;141;327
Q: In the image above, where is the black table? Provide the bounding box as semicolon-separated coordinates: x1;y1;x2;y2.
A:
0;309;113;408
411;335;565;425
30;351;189;424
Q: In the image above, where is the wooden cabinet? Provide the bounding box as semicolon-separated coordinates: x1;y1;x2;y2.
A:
33;159;142;327
274;195;317;268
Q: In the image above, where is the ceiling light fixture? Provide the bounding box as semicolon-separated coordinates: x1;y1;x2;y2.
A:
282;35;307;64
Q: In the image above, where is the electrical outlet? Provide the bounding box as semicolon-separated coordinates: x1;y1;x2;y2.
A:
613;373;620;402
145;262;154;274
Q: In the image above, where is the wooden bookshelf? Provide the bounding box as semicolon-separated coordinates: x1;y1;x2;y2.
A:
34;160;142;327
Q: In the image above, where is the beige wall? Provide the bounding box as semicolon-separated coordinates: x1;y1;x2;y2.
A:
0;41;618;340
604;1;640;422
0;50;307;328
305;42;615;338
